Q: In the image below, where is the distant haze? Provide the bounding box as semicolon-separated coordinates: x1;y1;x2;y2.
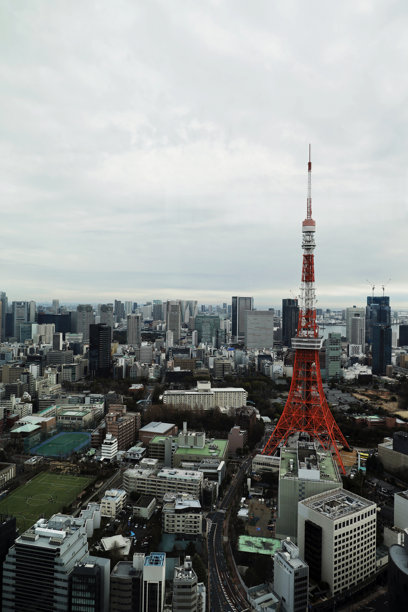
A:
1;1;407;308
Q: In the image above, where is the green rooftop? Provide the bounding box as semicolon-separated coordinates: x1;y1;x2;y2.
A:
174;439;228;458
238;536;281;556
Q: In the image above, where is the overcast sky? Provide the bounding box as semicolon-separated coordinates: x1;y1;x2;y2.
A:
1;0;407;309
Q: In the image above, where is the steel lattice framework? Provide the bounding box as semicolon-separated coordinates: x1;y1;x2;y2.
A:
262;146;349;473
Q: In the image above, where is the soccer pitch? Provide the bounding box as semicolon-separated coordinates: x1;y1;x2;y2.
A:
0;472;94;532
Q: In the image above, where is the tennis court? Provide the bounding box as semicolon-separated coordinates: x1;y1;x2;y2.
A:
0;472;94;532
30;432;91;458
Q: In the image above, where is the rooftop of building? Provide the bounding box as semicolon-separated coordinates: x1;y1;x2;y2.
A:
280;442;340;483
17;514;85;549
157;467;203;481
174;439;228;458
110;560;137;578
396;489;408;501
300;488;375;519
174;561;197;582
238;536;281;556
276;539;307;570
144;552;165;567
135;495;156;508
102;489;126;501
139;421;176;434
163;386;247;394
163;496;201;512
11;423;40;433
389;542;408;575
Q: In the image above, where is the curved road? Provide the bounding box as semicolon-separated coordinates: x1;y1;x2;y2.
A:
207;456;252;612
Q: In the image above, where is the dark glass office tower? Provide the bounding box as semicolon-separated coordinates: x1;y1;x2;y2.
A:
282;298;299;347
89;323;112;377
366;296;391;375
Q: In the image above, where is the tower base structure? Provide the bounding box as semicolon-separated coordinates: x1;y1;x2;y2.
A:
262;347;349;474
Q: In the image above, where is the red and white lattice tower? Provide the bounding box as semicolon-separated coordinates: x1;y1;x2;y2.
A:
262;146;349;473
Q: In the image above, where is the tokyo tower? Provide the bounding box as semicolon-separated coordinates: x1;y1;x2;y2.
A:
263;146;349;473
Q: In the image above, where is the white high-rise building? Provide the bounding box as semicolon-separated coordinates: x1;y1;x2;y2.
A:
346;306;365;347
274;539;308;612
143;552;166;612
298;488;377;597
2;514;88;611
101;433;118;462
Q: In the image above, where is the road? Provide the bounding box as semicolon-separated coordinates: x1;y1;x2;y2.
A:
207;456;252;612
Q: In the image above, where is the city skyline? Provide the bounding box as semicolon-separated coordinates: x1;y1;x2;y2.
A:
1;2;407;307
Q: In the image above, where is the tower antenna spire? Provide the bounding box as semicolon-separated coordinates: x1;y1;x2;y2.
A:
307;143;312;220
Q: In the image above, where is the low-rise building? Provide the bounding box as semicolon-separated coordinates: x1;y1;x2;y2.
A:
123;467;203;501
252;453;280;473
228;426;247;455
138;421;178;446
0;463;16;488
162;381;247;410
163;494;203;535
133;495;156;520
100;489;127;518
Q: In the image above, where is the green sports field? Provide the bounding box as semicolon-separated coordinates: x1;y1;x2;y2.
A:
31;432;90;458
0;472;94;532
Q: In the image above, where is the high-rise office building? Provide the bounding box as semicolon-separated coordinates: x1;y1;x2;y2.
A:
372;323;392;375
11;301;28;341
194;314;221;344
51;299;59;314
325;332;342;381
244;310;274;349
366;296;392;374
2;514;88;611
166;301;181;344
124;301;133;316
231;296;253;341
70;556;110;612
143;552;166;612
110;558;143;612
298;489;377;597
100;304;114;331
274;539;308;612
114;300;125;322
0;292;8;341
388;534;408;611
276;443;341;540
75;305;95;343
346;306;365;347
0;516;16;604
282;298;299;347
180;300;198;325
152;300;163;321
173;557;198;612
89;323;111;377
127;313;142;346
399;324;408;347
